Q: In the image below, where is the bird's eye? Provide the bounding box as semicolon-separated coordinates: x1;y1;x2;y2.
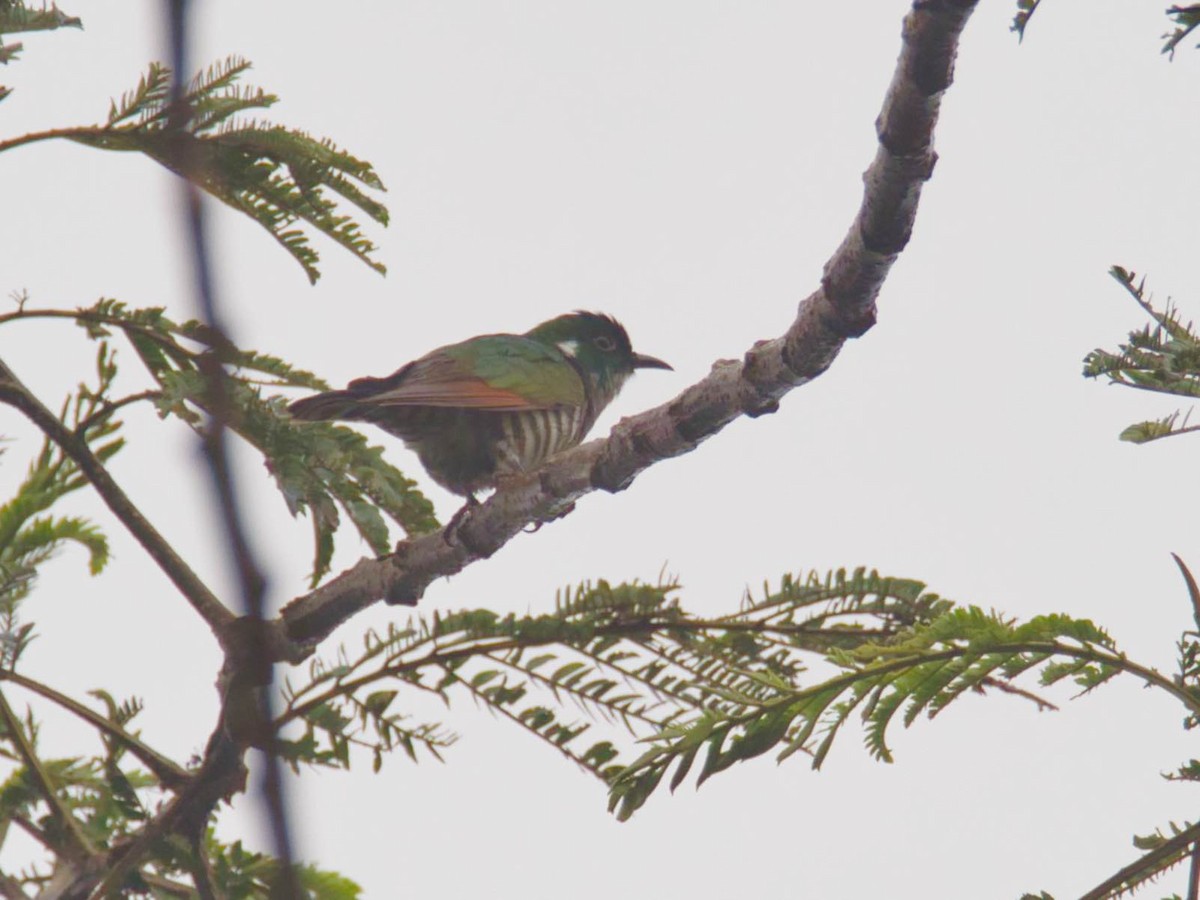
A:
593;335;616;352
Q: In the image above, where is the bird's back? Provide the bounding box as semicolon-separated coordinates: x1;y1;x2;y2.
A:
288;333;594;495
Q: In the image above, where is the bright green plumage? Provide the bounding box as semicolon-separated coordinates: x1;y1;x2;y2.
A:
288;312;670;499
429;335;587;409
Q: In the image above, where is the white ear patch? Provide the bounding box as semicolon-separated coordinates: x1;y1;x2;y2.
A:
557;340;579;357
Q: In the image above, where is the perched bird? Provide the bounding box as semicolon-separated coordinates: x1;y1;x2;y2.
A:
288;312;671;500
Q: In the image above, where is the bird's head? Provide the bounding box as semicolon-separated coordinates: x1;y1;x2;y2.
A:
527;312;671;400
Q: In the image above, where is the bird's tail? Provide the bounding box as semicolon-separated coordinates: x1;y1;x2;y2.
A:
289;363;416;423
288;391;364;422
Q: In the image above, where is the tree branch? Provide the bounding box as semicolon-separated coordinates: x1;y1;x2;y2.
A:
86;730;246;900
0;357;235;642
276;0;979;653
0;688;95;866
9;813;50;850
75;389;162;435
141;872;200;899
975;675;1058;713
1079;819;1200;900
186;827;223;900
0;669;188;788
0;125;102;155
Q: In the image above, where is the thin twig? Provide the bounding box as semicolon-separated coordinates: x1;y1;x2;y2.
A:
0;357;235;640
976;675;1058;713
142;872;201;898
9;813;50;850
1141;422;1200;440
75;389;162;435
1104;377;1200;399
0;125;103;155
0;669;188;788
0;688;95;864
187;824;223;900
1080;820;1200;900
0;308;203;374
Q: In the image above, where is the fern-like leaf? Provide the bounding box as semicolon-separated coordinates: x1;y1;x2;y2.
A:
57;56;386;282
1010;0;1042;42
46;299;438;582
1084;267;1200;443
1164;4;1200;58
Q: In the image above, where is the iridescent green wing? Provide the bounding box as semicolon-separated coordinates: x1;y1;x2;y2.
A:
350;334;585;411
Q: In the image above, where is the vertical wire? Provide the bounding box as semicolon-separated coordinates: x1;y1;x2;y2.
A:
164;3;301;894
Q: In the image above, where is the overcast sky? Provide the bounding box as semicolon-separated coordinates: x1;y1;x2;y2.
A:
2;2;1199;898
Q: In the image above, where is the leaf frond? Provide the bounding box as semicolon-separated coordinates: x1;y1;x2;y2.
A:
1084;267;1200;443
73;56;388;282
1164;4;1200;58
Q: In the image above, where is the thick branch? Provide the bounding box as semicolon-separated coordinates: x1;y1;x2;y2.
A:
87;731;246;900
0;357;235;641
277;0;978;653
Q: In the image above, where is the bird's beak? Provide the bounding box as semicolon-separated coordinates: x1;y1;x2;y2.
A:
632;352;672;371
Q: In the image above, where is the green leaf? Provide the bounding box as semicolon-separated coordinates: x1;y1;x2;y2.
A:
362;690;397;718
67;56;389;282
1164;5;1200;58
1010;0;1042;41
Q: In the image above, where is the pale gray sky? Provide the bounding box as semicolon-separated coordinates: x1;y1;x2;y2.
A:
2;2;1199;898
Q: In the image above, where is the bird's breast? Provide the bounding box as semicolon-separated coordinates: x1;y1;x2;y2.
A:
494;406;586;475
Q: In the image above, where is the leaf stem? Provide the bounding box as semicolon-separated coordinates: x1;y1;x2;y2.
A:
452;668;609;780
0;307;201;362
75;390;162;435
1079;819;1200;900
0;126;101;155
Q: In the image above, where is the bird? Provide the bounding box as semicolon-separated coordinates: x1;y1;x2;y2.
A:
288;312;671;502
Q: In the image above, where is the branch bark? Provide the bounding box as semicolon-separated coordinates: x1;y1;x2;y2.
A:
277;0;979;653
86;730;246;899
